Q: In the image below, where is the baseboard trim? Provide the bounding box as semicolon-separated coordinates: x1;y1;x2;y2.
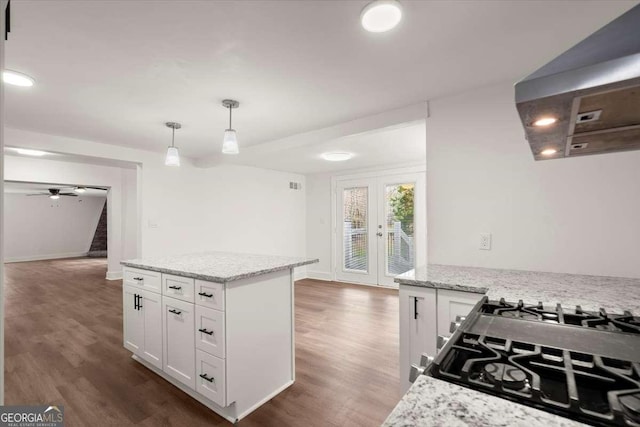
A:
106;270;123;280
4;252;88;263
305;271;333;282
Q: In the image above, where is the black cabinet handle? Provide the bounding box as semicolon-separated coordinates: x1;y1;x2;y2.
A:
198;328;214;336
133;277;143;281
414;297;419;320
134;294;138;310
199;373;214;383
168;285;182;290
168;309;182;315
198;292;213;298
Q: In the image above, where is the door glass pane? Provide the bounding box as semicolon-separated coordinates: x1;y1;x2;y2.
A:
343;187;368;272
385;183;415;275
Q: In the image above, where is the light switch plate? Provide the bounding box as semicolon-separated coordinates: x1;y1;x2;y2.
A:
479;233;491;250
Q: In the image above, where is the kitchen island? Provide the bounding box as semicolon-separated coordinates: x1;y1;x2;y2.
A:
387;264;640;427
120;252;318;423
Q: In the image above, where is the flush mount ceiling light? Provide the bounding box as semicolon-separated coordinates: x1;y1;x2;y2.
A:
222;99;240;155
533;117;557;127
540;148;558;156
74;187;87;193
361;0;403;33
14;148;48;156
3;70;35;87
322;152;354;162
165;122;181;166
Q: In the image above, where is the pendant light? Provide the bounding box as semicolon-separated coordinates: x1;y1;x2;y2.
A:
165;122;181;166
221;99;240;154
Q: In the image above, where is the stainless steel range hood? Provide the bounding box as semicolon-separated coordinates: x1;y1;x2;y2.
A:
515;4;640;161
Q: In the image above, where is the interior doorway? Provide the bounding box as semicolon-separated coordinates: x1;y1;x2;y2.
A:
335;171;425;288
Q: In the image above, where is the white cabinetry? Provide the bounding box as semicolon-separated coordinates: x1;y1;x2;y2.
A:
123;282;163;369
122;265;295;423
399;284;484;393
162;296;196;388
399;286;436;392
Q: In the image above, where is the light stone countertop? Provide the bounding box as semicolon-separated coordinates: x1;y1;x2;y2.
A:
395;264;640;313
382;375;586;427
386;264;640;426
121;251;318;283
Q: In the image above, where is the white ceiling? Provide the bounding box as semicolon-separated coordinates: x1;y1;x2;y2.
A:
231;121;426;174
4;0;637;160
4;181;108;197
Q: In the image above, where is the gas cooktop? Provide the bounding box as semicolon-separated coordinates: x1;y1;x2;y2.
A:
426;298;640;427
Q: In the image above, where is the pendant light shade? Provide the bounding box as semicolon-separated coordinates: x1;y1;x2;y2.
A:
164;122;182;166
221;99;240;155
222;129;239;154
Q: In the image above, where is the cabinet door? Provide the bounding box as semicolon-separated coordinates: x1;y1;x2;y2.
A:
141;290;163;369
123;267;162;294
195;305;225;359
196;349;226;407
163;297;196;389
399;285;437;393
437;289;484;337
195;280;225;311
162;274;195;304
123;285;144;355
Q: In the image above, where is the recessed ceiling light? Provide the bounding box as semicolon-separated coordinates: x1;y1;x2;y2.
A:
322;152;354;162
14;148;48;156
533;117;557;127
361;0;403;33
540;148;557;156
3;70;35;87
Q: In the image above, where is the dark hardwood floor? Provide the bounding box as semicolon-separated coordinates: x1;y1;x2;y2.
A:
4;258;401;426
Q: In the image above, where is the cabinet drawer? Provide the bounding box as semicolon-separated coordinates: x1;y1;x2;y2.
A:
195;280;225;311
437;289;484;337
162;274;195;303
124;267;162;294
196;349;226;407
195;305;225;359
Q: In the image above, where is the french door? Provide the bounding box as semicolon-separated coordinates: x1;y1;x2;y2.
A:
336;172;425;288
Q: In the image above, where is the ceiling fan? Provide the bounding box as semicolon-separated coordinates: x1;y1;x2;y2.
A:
25;186;107;200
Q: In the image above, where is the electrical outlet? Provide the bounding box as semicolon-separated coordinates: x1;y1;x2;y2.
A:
479;233;492;250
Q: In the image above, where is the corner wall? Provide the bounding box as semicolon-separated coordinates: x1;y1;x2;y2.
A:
426;82;640;278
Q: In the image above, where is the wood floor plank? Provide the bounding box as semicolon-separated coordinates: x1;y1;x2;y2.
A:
5;258;401;426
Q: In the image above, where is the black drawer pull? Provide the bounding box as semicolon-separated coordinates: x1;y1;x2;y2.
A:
198;292;213;298
133;277;143;281
199;373;214;383
168;309;182;315
168;285;182;290
198;328;214;335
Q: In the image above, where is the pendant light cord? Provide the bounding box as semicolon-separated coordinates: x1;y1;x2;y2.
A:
171;126;175;148
229;105;232;130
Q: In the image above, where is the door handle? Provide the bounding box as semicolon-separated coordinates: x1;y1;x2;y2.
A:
133;277;144;281
168;285;182;290
414;297;419;320
168;309;182;315
376;232;383;237
134;294;138;310
198;328;214;335
198;292;213;298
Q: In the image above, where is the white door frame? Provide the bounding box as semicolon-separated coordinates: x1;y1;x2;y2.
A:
331;164;426;288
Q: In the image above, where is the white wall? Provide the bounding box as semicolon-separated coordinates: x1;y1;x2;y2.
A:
4;193;105;262
5;128;307;278
426;82;640;278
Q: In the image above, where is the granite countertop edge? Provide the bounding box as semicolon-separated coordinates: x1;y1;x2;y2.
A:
121;258;319;283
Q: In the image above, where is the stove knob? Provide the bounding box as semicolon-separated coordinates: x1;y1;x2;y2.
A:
420;353;434;366
437;335;450;349
409;364;426;383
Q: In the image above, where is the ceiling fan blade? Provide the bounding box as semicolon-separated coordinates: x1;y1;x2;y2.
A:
84;186;108;191
60;193;78;196
25;193;50;196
